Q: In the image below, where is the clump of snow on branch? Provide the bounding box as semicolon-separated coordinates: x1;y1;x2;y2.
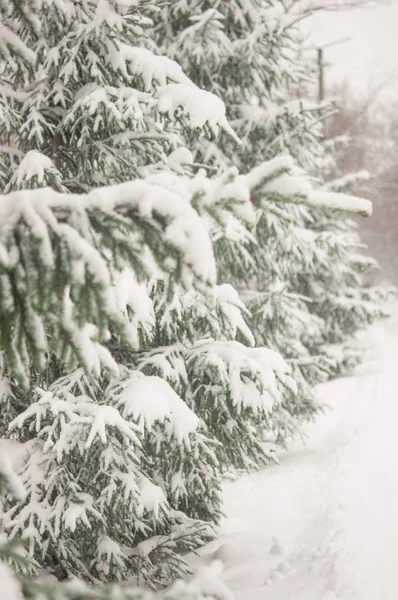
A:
242;155;372;217
111;44;194;89
156;84;241;143
0;179;217;386
214;284;255;346
187;340;296;415
108;370;199;444
0;440;27;502
7;150;64;191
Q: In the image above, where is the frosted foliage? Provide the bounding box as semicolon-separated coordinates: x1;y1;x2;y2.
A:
0;0;42;64
156;84;241;143
2;379;173;569
0;157;377;591
147;156;371;228
214;284;255;346
0;0;242;191
145;158;369;255
0;180;217;386
0;551;232;599
133;300;296;470
0;441;27;502
0;23;36;64
8;150;63;191
152;0;387;460
0;0;384;593
136;476;167;518
327;170;371;193
0;155;367;389
188;340;296;415
108;371;199;443
153;1;328;171
242;156;372;217
144;167;257;237
114;268;155;340
0;357;225;586
164;147;194;174
111;45;194;89
8;384;142;454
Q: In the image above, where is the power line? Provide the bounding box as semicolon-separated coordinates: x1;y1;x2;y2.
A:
304;37;352;101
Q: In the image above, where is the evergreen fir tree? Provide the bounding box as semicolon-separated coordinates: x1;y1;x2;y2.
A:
152;1;384;444
0;0;375;592
0;0;300;587
300;137;391;377
0;440;232;600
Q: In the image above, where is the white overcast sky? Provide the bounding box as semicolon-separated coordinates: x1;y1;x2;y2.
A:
304;2;398;98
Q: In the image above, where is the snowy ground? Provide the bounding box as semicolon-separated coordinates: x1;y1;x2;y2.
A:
191;310;398;600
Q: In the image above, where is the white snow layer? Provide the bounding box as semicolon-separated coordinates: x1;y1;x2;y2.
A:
0;23;36;65
240;155;372;217
306;190;373;217
0;563;23;600
12;150;56;186
0;178;217;288
156;83;241;144
110;371;199;444
103;43;241;143
0;439;28;502
215;284;255;346
113;44;194;90
188;339;296;414
187;309;398;600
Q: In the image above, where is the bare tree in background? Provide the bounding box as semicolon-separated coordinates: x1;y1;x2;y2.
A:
324;77;398;285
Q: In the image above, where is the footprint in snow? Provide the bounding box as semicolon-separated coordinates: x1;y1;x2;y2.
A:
270;539;286;556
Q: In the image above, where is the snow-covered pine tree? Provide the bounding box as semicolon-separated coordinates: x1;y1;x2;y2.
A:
152;1;383;444
0;441;234;600
298;135;392;377
0;167;331;588
0;444;233;600
0;0;299;588
0;0;375;591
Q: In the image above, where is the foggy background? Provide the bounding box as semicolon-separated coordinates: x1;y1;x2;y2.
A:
303;3;398;286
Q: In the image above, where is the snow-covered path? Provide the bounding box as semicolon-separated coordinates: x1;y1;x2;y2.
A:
193;312;398;599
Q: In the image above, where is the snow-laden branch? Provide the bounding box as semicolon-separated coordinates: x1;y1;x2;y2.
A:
304;190;372;217
0;149;375;389
243;155;372;217
0;22;36;64
0;179;216;387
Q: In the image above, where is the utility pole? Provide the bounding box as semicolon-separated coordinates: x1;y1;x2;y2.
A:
305;37;351;102
317;47;324;102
